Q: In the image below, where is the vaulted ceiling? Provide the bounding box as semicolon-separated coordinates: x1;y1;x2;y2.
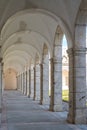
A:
0;0;84;74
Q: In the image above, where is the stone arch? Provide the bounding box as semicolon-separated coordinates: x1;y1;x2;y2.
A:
3;50;31;63
3;44;35;64
1;8;73;51
1;31;46;61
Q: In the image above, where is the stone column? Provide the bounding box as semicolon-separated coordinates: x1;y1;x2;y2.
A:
31;66;34;98
17;75;19;90
25;71;27;95
40;64;43;104
16;76;18;90
0;59;3;126
43;54;49;105
49;58;54;111
23;72;25;94
19;74;21;91
21;73;23;92
21;73;22;91
0;59;3;113
24;72;26;95
28;69;31;97
26;70;29;96
36;64;40;101
21;73;23;93
18;75;21;91
52;30;63;111
67;25;87;124
67;48;87;124
1;63;4;94
33;67;36;100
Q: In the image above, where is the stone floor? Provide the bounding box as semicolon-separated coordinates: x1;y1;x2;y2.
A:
0;90;87;130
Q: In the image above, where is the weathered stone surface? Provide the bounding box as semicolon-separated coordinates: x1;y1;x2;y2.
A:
36;64;40;101
67;47;87;123
43;54;50;105
31;67;34;98
51;34;63;111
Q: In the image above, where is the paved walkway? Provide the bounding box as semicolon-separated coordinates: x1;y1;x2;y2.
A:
0;90;87;130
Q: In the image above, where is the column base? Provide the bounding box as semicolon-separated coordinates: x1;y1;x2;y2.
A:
35;96;40;101
53;104;62;112
39;100;43;105
43;98;50;105
67;108;87;124
49;104;62;112
25;91;27;95
49;104;54;111
28;95;30;98
33;97;35;100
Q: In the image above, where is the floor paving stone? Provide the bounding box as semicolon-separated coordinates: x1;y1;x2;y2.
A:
1;90;87;130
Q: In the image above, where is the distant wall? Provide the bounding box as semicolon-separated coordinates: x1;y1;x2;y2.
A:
4;69;17;90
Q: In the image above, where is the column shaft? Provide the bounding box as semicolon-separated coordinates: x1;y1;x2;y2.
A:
67;48;87;124
43;54;49;105
0;62;3;112
31;67;34;98
33;67;36;100
49;58;54;111
28;69;31;97
25;71;27;95
23;73;25;94
40;64;43;104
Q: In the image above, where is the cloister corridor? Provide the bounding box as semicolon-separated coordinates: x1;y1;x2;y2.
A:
0;0;87;129
0;90;86;130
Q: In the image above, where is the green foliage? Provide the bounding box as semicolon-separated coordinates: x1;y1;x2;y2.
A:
62;90;69;102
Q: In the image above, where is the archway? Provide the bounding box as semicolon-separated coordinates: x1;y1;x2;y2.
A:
62;35;69;111
4;68;17;90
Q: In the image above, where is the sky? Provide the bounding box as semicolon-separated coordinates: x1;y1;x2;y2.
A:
62;35;67;48
62;35;68;55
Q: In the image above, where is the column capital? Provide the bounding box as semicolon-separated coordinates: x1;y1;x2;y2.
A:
67;48;86;56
